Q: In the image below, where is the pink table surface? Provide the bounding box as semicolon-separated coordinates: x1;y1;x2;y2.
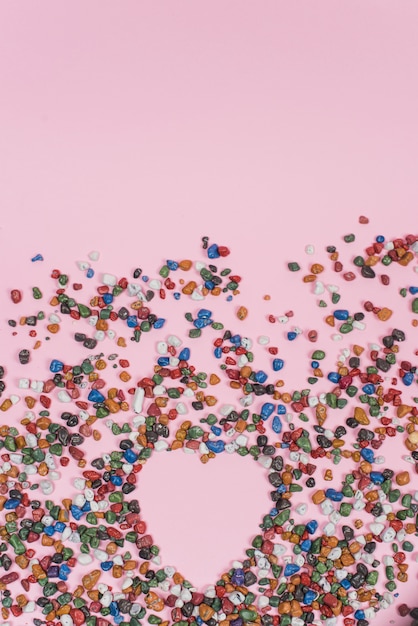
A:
1;3;418;625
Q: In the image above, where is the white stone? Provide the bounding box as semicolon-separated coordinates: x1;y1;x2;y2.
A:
102;273;117;286
77;553;93;565
133;387;144;413
258;335;270;345
381;527;396;542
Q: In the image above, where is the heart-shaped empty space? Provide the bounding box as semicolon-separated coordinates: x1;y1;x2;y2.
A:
139;450;272;589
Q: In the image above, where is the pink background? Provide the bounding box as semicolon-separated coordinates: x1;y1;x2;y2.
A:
1;2;418;624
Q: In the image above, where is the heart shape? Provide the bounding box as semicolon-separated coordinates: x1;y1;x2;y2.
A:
138;445;273;589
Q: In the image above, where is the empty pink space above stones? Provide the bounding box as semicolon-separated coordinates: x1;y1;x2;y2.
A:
139;450;272;589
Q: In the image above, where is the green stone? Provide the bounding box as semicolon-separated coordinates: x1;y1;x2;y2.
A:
312;350;325;360
402;494;412;508
339;323;353;334
402;540;414;552
366;571;378;585
288;262;300;272
239;609;258;621
296;436;311;452
49;443;63;456
189;328;201;338
252;535;263;549
412;297;418;314
274;509;290;526
9;534;26;555
187;426;204;439
81;360;94;374
344;233;355;243
77;303;91;318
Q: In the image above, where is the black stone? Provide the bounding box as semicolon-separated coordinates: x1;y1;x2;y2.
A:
392;328;406;342
361;266;376;278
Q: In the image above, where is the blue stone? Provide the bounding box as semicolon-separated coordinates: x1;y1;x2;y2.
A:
157;357;170;366
102;293;113;304
179;348;190;361
127;315;138;328
362;383;375;395
50;359;64;373
211;426;222;436
403;372;414;386
154;318;165;329
333;309;349;320
4;499;19;509
166;260;179;270
300;540;312;551
284;563;300;576
207;244;220;259
287;331;297;341
272;416;282;434
70;505;83;520
261;403;275;418
214;347;222;358
255;370;268;383
328;372;341;383
272;358;284;371
311;360;319;369
370;472;384;484
360;448;374;463
277;404;286;414
303;590;316;604
88;389;105;403
123;449;138;463
325;488;343;502
86;268;94;278
194;317;211;329
206;440;225;454
306;520;318;534
198;309;212;318
101;561;113;571
110;475;123;486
